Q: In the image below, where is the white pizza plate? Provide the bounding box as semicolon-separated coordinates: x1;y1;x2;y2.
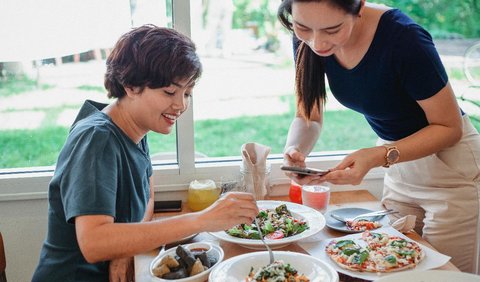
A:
209;200;326;250
208;251;339;282
298;227;452;281
375;269;480;282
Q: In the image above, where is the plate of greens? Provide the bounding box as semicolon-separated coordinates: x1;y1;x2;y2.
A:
208;250;338;282
209;200;325;249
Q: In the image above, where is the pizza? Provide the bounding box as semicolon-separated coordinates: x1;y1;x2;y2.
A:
325;231;425;273
346;219;382;232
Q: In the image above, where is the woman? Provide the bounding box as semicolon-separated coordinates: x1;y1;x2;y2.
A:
278;0;480;273
32;25;259;281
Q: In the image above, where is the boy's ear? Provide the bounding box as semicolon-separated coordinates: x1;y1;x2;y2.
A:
124;86;141;97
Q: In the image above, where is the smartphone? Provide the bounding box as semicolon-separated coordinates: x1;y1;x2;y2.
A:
154;200;182;213
280;165;330;176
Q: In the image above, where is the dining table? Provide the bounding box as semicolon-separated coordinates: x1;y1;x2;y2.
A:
134;189;460;282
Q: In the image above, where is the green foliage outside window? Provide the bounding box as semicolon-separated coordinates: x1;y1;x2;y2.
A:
232;0;480;42
380;0;480;38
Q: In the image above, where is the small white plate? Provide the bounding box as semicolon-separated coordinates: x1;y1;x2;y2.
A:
325;207;390;233
209;200;326;249
375;269;480;282
149;242;224;282
208;251;339;282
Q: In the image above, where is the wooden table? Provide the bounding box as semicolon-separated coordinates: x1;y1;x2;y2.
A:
134;190;459;281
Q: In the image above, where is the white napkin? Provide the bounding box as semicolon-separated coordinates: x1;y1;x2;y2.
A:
241;142;271;200
391;215;417;233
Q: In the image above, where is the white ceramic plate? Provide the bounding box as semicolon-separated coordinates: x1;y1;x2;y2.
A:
324;207;390;233
300;227;452;281
149;242;224;282
209;200;326;249
209;251;339;282
375;270;480;282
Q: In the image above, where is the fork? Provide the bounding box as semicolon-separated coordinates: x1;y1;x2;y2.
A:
254;217;275;264
330;209;398;223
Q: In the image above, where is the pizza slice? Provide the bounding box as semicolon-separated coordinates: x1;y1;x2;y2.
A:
363;232;425;272
361;231;390;249
385;236;425;266
346;219;382;232
325;239;375;272
326;239;357;256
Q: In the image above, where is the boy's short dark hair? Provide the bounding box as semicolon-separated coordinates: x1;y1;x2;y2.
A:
104;24;202;98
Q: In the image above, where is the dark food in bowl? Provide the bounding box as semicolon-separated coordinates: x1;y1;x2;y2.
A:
152;245;217;279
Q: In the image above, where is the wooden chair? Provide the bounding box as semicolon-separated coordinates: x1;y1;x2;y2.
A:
0;232;6;282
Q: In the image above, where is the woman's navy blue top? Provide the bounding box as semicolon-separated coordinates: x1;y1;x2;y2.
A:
296;9;458;141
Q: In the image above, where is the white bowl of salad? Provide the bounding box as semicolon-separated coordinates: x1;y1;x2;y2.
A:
209;200;326;249
208;251;339;282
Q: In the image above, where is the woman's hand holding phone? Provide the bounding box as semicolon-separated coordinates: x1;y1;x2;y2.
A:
281;165;330;185
283;146;330;184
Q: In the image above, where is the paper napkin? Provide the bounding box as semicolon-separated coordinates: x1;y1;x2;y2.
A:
241;142;271;200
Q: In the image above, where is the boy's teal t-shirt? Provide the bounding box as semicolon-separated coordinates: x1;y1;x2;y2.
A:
32;100;152;282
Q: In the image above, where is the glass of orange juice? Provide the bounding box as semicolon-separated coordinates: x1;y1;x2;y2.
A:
187;179;221;211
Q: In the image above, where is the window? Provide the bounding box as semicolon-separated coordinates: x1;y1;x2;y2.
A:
0;0;175;170
0;0;180;196
189;1;377;162
1;0;477;195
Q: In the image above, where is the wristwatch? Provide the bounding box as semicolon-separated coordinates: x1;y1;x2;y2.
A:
382;145;400;168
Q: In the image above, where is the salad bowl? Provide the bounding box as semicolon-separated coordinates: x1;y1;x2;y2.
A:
209;200;325;249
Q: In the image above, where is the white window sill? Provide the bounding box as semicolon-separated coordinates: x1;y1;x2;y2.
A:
0;150;386;201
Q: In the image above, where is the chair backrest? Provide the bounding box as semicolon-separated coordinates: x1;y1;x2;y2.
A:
0;232;6;282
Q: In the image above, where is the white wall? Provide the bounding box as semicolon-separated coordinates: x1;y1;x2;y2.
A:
1;198;48;282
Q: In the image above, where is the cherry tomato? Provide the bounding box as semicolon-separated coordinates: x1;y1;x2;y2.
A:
265;230;285;240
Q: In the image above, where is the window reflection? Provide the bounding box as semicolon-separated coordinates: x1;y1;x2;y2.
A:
191;0;374;161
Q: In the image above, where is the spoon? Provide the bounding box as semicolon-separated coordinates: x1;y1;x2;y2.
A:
330;209;398;223
254;217;275;264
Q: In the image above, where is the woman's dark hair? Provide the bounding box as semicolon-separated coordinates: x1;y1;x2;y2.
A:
278;0;361;120
104;24;202;98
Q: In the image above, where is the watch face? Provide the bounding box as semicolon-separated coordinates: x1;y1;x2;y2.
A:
387;148;400;163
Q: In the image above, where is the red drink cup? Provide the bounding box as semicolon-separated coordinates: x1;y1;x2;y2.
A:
301;185;330;213
289;180;302;204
